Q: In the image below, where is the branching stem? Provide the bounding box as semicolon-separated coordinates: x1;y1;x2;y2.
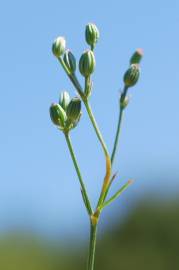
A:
57;56;132;270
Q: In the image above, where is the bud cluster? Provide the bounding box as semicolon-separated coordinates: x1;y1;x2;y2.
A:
51;24;143;130
120;49;143;110
50;91;81;132
52;23;99;92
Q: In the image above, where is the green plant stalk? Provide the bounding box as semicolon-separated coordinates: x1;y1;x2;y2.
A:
84;100;112;209
64;132;93;215
58;57;114;270
111;107;124;165
84;100;109;157
58;57;84;98
84;76;91;97
101;86;129;203
111;85;128;166
58;57;112;201
64;131;99;270
91;44;94;51
88;222;98;270
58;57;110;159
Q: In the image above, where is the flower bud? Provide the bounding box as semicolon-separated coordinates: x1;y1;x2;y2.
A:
50;103;66;127
120;94;129;109
123;64;140;87
130;48;143;65
63;50;76;74
59;91;70;110
79;50;95;77
85;23;99;49
66;97;81;123
52;37;66;57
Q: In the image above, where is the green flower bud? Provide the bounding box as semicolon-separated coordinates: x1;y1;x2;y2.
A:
50;103;66;127
130;48;143;65
123;64;140;87
63;50;76;74
59;91;70;110
52;37;66;57
120;94;129;109
85;23;99;49
79;50;95;77
66;97;81;123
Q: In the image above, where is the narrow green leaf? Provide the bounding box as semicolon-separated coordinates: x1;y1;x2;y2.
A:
103;171;118;202
101;180;133;210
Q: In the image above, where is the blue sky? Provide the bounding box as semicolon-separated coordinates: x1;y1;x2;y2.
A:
0;0;179;240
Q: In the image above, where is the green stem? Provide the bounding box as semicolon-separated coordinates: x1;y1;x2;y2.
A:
111;85;128;165
58;57;84;97
102;86;128;203
64;132;93;215
58;57;110;159
111;107;124;165
58;56;71;75
58;56;111;208
91;45;94;51
84;101;112;209
84;101;109;158
87;222;98;270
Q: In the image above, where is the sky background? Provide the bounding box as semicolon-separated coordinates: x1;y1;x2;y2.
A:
0;0;179;242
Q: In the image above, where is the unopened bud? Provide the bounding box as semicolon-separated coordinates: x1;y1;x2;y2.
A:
59;91;70;111
123;64;140;87
50;103;66;127
120;94;129;109
52;37;66;57
79;50;95;77
85;23;99;49
63;50;76;74
130;49;143;65
66;97;81;123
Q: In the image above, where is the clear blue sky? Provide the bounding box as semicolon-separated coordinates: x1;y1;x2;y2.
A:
0;0;179;240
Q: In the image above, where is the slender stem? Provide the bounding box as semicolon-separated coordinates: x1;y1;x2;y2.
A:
84;101;112;208
58;56;112;207
84;101;109;158
85;76;92;97
87;222;98;270
58;57;84;97
91;45;94;51
111;107;124;165
102;86;128;203
64;132;93;215
58;56;110;159
111;85;128;165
